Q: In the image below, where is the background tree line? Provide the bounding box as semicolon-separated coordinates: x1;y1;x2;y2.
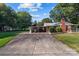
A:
0;3;32;32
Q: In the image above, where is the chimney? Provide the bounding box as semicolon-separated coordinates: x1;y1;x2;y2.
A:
61;18;66;32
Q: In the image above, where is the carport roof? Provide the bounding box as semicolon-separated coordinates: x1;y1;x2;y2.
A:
44;22;60;26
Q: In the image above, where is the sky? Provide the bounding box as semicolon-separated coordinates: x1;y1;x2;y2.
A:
6;3;57;22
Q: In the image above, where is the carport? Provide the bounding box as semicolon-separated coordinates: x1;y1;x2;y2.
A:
29;22;60;33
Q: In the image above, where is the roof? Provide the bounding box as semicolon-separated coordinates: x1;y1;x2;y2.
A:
44;22;79;26
44;22;60;26
59;22;73;25
65;22;73;25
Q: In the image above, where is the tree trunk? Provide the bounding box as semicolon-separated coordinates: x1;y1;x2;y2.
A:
0;26;3;32
0;25;5;32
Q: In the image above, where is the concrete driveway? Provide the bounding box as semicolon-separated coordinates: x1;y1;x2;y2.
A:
0;32;78;56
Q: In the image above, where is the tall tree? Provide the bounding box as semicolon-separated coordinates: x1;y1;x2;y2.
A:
0;3;32;31
33;20;38;25
0;3;17;31
42;18;52;23
17;12;32;30
37;18;52;26
50;3;79;24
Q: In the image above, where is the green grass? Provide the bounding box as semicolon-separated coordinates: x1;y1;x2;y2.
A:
0;31;22;47
55;33;79;52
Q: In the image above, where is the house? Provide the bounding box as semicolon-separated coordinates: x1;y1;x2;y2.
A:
29;18;79;33
29;22;60;33
4;26;13;31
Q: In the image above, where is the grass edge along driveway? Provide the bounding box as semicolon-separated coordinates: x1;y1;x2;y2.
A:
0;31;22;48
54;33;79;53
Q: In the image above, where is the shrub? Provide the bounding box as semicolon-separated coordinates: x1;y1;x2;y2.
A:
56;26;62;32
50;27;56;33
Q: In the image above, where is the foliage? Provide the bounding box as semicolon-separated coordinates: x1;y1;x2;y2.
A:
56;26;62;32
0;3;32;31
0;3;17;31
37;21;43;26
50;3;79;24
33;20;38;25
37;18;52;26
16;12;32;30
42;18;52;23
49;26;56;33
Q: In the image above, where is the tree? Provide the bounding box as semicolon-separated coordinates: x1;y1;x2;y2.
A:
0;3;17;31
50;9;61;22
0;3;32;31
5;7;17;28
50;3;79;24
37;18;52;26
17;12;32;30
41;18;52;25
37;21;43;26
33;20;38;25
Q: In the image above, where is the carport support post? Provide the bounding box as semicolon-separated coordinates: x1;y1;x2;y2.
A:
47;26;50;34
29;27;32;33
46;26;48;33
76;25;78;32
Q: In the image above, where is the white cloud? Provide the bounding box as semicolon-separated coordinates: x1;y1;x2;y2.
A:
18;3;43;12
36;3;42;9
18;3;34;9
29;8;38;12
43;13;49;16
43;13;47;16
31;14;40;18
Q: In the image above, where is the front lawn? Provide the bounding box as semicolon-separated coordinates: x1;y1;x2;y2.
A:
55;33;79;52
0;31;22;47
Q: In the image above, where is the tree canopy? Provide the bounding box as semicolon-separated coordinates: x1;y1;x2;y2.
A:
37;18;52;26
50;3;79;24
0;3;32;31
17;12;32;29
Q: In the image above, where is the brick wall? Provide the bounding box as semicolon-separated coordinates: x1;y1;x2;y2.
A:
61;18;67;32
